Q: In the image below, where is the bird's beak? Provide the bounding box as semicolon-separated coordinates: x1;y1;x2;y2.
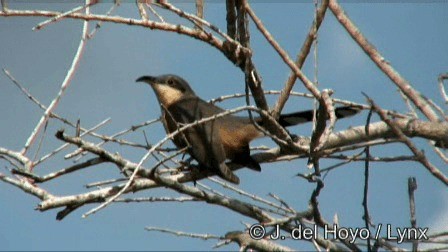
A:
136;75;156;84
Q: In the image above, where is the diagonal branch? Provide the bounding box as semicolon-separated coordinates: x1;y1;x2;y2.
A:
329;0;439;122
21;1;91;157
225;231;294;251
272;0;329;118
244;2;321;101
367;97;448;186
12;157;105;183
0;9;249;67
0;172;53;201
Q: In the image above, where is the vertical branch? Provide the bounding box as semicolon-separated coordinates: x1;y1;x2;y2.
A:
311;0;320;156
195;0;203;30
329;0;439;122
225;0;236;39
1;0;8;11
309;178;325;226
308;89;335;172
21;0;91;158
236;0;270;119
408;177;418;252
363;108;374;252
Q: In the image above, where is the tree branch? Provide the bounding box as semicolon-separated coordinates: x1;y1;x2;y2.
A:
329;0;439;122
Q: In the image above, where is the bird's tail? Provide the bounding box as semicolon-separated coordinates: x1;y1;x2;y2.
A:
277;106;361;128
218;163;240;184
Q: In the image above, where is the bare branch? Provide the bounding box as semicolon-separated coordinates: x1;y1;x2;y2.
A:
0;172;53;201
366;96;448;186
225;231;294;251
12;157;105;183
116;196;199;203
38;118;110;164
195;0;203;30
85;178;127;188
208;177;293;215
272;0;329;118
0;8;249;66
226;0;236;39
362;108;373;251
136;0;148;20
87;2;119;39
408;177;418;251
0;147;32;168
152;172;274;223
21;1;91;157
146;226;219;240
309;89;336;167
329;0;439;122
244;2;321;100
33;1;96;31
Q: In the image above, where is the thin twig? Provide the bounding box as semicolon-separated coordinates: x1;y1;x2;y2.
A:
136;0;148;20
85;178;127;188
432;147;448;164
268;193;295;214
22;0;91;157
33;1;96;31
152;172;274;224
146;2;164;22
196;181;227;198
2;69;135;155
36;118;111;165
81;138;153;218
87;2;119;39
0;9;249;66
115;196;199;203
67;118;160;161
208;177;292;214
327;154;417;162
398;90;418;119
145;227;220;240
31;120;48;164
158;1;236;44
12;157;105;183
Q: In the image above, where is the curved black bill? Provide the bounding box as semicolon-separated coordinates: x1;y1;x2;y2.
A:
136;76;156;83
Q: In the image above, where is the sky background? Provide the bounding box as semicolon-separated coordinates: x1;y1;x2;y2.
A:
1;1;447;251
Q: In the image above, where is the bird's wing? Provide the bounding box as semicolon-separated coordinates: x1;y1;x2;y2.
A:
166;97;240;184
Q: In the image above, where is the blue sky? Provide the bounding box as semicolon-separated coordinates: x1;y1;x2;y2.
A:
1;2;447;251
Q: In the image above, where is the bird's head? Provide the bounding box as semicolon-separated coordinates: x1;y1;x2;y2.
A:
136;74;196;106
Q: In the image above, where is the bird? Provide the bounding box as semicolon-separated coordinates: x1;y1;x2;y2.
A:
136;74;360;184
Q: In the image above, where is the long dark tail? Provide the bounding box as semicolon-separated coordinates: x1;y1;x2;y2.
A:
278;106;361;127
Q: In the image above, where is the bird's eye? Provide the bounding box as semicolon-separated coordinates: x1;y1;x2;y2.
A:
167;79;174;85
